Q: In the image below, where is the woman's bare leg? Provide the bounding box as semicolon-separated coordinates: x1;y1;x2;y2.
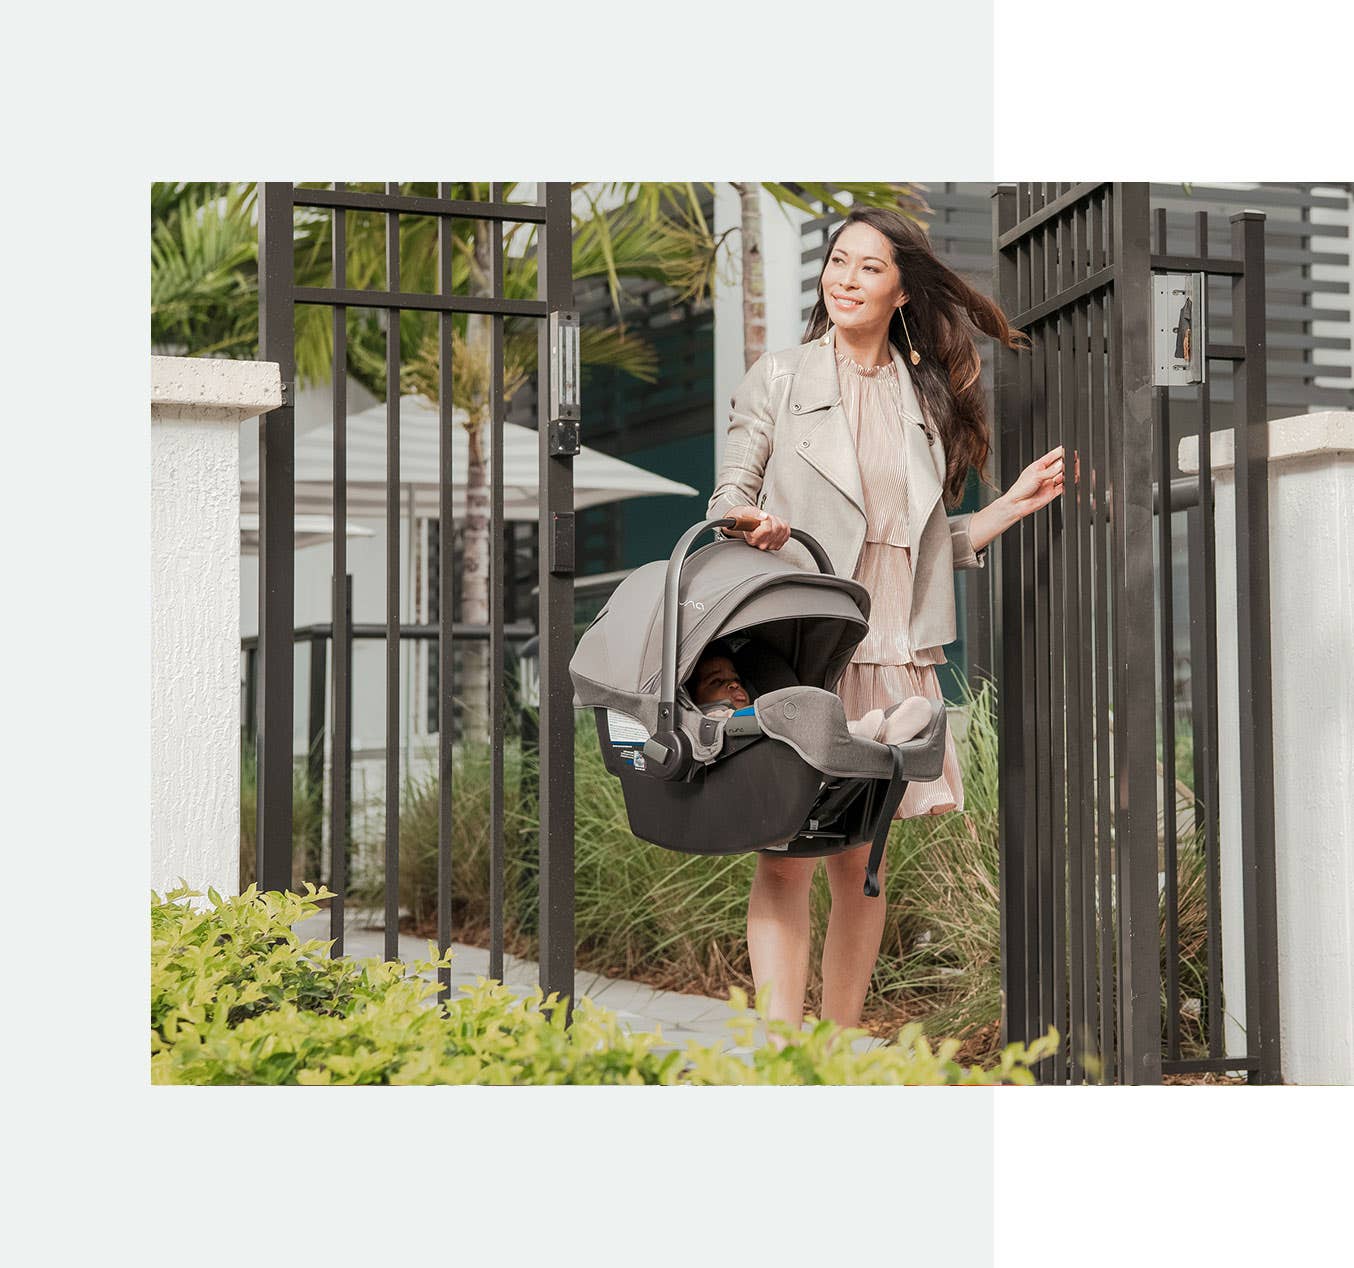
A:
820;845;888;1029
747;853;817;1041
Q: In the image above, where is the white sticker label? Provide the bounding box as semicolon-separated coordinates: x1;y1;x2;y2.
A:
606;710;649;746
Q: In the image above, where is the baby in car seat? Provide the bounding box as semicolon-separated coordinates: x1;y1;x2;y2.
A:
687;643;753;719
685;644;935;746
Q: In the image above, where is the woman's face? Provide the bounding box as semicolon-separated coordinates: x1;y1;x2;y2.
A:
820;221;907;336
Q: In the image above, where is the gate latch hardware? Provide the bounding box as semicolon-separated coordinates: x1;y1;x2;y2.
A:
549;309;581;447
1152;273;1206;386
549;510;575;575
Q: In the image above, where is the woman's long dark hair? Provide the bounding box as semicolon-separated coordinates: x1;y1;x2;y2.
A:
804;205;1029;506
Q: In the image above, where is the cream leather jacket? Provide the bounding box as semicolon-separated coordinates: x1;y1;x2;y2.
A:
707;323;987;653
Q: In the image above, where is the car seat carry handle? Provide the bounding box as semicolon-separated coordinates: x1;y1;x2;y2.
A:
657;518;837;729
716;515;835;576
863;746;907;899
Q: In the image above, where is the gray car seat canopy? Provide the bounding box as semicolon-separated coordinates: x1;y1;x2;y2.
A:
571;539;872;741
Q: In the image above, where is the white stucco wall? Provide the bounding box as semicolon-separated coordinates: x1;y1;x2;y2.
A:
152;356;281;898
1180;411;1354;1084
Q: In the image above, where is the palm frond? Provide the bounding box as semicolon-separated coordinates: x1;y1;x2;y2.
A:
763;181;932;228
150;186;258;354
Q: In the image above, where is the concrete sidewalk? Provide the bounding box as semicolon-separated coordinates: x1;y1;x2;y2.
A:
293;908;885;1057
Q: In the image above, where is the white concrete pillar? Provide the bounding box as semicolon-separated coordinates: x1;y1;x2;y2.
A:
152;356;281;898
1179;411;1354;1084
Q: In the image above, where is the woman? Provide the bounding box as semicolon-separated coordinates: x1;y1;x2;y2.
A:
707;205;1064;1035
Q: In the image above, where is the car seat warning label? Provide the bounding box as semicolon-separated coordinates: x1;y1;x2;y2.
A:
606;710;649;746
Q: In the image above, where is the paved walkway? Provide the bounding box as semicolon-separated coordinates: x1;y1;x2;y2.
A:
293;908;885;1057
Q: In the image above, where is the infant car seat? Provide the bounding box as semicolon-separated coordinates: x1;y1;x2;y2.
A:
568;515;948;896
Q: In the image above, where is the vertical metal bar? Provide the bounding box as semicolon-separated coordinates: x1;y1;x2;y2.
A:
243;646;257;745
992;185;1027;1052
1063;205;1087;1081
330;580;353;953
330;187;348;953
1048;217;1069;1085
1109;183;1163;1084
256;182;296;895
384;182;402;963
1074;198;1098;1081
1153;209;1182;1063
1039;222;1059;1076
1017;199;1040;1055
1028;199;1053;1073
537;182;576;1014
1191;210;1224;1059
1090;185;1116;1082
1230;209;1282;1084
489;182;507;983
436;183;455;999
306;632;327;884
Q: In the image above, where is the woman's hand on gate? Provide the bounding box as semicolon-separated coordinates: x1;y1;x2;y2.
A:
723;504;792;551
1004;446;1066;518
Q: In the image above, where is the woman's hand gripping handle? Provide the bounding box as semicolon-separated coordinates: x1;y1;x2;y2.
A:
719;505;792;551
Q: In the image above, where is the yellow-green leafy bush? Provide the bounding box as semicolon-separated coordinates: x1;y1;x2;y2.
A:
152;885;1058;1086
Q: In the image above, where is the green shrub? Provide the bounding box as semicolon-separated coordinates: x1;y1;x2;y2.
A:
151;885;1059;1086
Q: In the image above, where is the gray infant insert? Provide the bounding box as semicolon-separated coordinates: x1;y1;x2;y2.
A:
568;516;949;896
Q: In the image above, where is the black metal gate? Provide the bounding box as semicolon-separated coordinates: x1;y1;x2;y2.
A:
254;182;578;1010
990;182;1282;1084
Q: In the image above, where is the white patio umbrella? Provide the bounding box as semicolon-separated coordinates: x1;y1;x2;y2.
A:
239;514;375;555
239;393;698;520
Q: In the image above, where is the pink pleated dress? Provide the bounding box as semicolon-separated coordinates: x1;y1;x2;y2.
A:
832;349;965;818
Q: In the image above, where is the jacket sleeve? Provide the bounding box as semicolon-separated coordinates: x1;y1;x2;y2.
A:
707;352;776;532
947;511;988;571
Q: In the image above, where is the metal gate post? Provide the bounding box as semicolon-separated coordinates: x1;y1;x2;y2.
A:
1230;210;1282;1084
1109;183;1163;1084
256;182;296;894
537;183;577;1014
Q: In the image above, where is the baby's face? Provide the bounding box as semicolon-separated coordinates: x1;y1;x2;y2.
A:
691;655;750;709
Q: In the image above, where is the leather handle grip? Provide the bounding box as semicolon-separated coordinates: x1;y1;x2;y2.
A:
725;511;765;532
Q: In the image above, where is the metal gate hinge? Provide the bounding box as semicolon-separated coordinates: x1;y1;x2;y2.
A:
549;420;580;457
280;381;294;407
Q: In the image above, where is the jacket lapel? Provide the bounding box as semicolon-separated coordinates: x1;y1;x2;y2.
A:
790;325;948;549
888;339;945;550
791;326;865;516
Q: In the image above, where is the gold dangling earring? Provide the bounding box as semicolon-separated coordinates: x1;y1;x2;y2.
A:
899;304;920;366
